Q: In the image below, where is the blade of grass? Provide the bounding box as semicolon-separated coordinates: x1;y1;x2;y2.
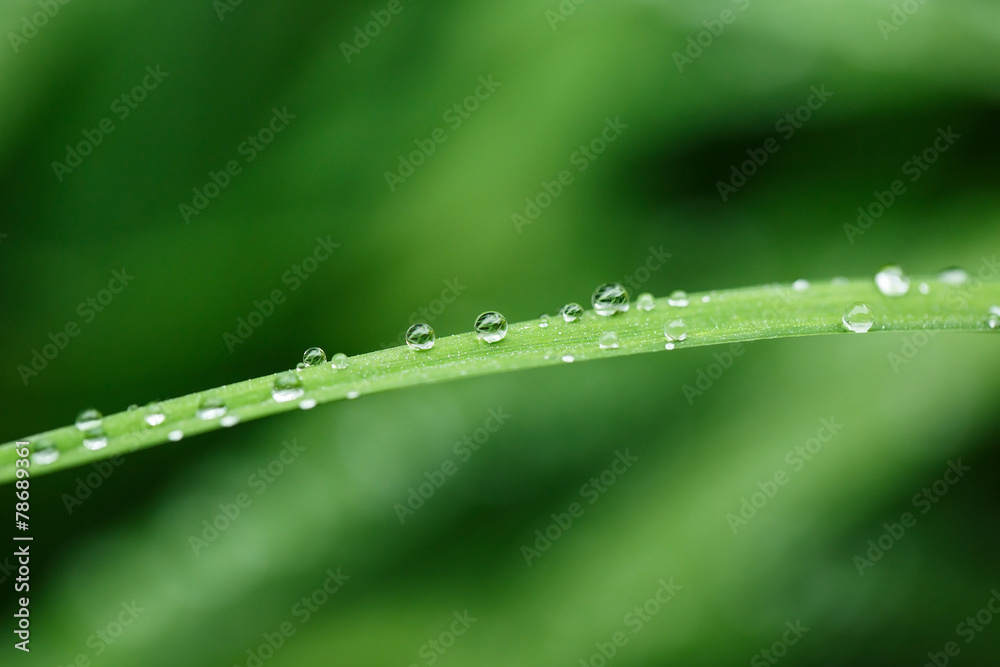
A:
2;276;997;482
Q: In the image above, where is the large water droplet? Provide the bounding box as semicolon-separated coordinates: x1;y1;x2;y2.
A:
474;311;508;343
330;353;348;370
143;403;166;426
75;409;102;431
592;283;630;316
272;371;304;402
167;430;184;441
664;318;688;342
196;397;227;420
82;428;108;451
989;305;1000;330
559;303;584;322
792;279;810;292
875;265;910;297
405;323;436;350
939;267;969;285
667;290;689;307
302;347;327;366
636;293;655;312
598;331;620;349
842;302;875;333
31;440;60;465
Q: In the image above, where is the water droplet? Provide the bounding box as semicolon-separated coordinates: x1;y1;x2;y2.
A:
474;311;508;343
592;283;630;316
664;318;688;342
31;441;60;465
538;314;550;328
272;371;305;402
330;353;348;370
196;397;227;420
82;428;108;451
296;362;307;371
143;403;166;426
167;430;184;441
559;303;584;322
989;305;1000;330
598;331;620;349
220;415;240;427
299;398;317;410
939;267;968;285
842;302;874;333
561;354;575;363
346;390;360;400
664;342;675;350
302;346;327;366
792;279;810;292
636;293;655;312
831;276;849;285
918;282;930;295
875;265;910;297
75;409;102;431
405;323;436;350
701;295;711;303
667;290;689;307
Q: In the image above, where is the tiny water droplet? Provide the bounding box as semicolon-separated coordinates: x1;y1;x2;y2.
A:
31;441;60;465
75;409;102;431
561;354;575;363
664;342;675;350
405;323;436;350
939;267;969;285
664;318;688;342
792;279;810;292
831;276;849;285
296;362;307;371
272;371;305;402
842;302;875;333
667;290;689;307
592;283;630;316
559;303;584;322
196;397;227;420
538;314;550;328
299;398;317;410
875;265;910;297
167;430;184;441
701;295;711;303
918;282;930;295
636;293;655;312
346;390;360;400
220;415;240;427
474;311;508;343
598;331;620;349
143;403;166;426
330;353;348;370
82;428;108;451
302;347;327;366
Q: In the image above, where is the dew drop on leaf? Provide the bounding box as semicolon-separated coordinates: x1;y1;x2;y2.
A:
843;302;875;333
875;265;910;297
598;331;620;349
474;311;508;343
405;323;436;350
302;347;327;366
272;371;304;403
664;318;688;342
559;303;584;322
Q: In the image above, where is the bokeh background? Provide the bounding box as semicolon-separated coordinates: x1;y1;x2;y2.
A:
2;0;1000;665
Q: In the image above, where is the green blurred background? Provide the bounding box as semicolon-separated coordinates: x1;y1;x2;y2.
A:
2;0;1000;665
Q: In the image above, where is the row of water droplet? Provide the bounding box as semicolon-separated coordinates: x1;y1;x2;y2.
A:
28;267;998;465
